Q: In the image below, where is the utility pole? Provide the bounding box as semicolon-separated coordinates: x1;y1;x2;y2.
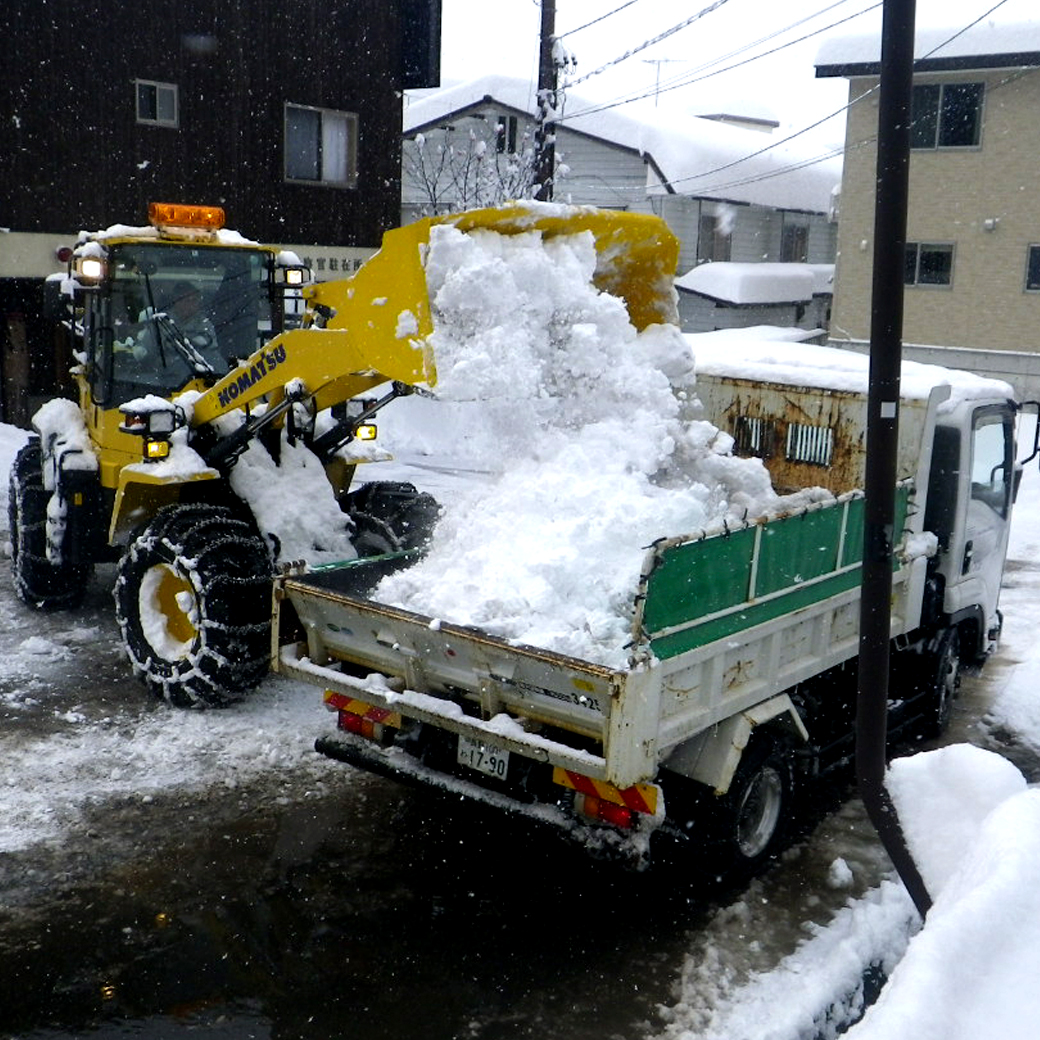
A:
857;0;932;919
533;0;557;202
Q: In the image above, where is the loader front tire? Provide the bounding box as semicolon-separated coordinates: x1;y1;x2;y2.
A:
115;503;273;707
8;440;92;610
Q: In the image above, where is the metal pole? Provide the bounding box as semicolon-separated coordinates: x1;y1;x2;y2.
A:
534;0;557;202
857;0;932;917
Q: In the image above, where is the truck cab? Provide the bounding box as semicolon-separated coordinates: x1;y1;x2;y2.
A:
925;399;1017;659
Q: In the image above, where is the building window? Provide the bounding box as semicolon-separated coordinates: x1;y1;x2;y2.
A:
905;242;954;286
496;114;519;154
910;82;983;149
1026;246;1040;292
136;80;178;127
781;218;809;263
697;212;732;264
285;104;358;187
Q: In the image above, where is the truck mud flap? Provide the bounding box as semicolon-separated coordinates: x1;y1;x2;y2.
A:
314;730;654;869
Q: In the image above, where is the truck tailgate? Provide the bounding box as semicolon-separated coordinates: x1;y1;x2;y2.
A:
275;562;627;778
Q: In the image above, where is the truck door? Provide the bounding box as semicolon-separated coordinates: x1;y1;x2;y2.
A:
954;404;1015;650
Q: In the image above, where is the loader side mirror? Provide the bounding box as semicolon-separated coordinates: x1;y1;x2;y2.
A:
42;277;71;323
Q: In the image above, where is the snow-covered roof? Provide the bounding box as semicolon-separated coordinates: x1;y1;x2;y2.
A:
676;262;834;305
404;75;842;214
816;19;1040;76
692;337;1015;403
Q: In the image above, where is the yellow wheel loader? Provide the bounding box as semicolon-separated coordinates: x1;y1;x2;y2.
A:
9;201;679;708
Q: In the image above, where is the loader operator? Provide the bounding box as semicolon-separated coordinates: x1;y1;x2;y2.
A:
166;281;218;355
116;280;225;381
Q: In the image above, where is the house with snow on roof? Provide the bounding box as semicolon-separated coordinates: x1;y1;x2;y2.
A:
402;75;841;334
816;18;1040;397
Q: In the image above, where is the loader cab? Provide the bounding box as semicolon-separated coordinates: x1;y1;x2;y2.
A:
68;204;309;411
80;240;277;407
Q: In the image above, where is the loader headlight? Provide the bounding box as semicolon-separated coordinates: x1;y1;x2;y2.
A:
76;256;106;282
119;402;183;461
275;265;312;287
355;423;377;441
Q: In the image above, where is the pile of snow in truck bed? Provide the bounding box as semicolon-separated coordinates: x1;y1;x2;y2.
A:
374;223;797;667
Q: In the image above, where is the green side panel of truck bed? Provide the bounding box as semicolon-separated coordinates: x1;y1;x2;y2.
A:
643;490;909;661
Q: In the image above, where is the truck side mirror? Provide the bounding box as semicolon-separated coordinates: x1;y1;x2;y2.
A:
1016;400;1040;467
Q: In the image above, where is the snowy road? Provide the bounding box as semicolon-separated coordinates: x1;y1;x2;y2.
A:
1;428;1039;1038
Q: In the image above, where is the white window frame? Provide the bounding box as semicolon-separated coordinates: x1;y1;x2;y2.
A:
284;103;359;188
135;79;179;128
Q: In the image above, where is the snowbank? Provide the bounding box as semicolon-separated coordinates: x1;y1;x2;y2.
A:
845;746;1040;1040
374;222;782;666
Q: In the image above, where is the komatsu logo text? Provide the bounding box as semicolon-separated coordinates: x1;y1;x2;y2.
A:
217;344;287;408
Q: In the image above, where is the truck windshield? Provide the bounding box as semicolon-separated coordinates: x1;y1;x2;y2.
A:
98;242;271;402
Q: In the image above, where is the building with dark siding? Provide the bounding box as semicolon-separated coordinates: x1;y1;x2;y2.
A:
0;0;441;424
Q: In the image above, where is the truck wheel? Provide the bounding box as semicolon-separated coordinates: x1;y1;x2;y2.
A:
713;735;793;872
8;441;92;610
921;626;961;737
115;503;273;708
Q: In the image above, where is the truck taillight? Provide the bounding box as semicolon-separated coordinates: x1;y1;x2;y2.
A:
576;793;634;829
324;691;401;744
553;767;659;830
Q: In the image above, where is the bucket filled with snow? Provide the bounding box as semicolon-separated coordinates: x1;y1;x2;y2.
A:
371;217;786;668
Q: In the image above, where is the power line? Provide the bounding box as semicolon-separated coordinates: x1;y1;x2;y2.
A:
568;0;734;87
564;1;880;119
583;0;1015;196
667;16;1025;199
557;0;645;39
623;0;866;103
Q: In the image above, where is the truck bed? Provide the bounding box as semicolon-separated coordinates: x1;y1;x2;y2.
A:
275;484;922;793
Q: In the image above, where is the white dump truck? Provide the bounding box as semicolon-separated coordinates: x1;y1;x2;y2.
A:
271;331;1034;872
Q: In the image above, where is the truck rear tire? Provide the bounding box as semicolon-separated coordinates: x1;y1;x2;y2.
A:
115;503;273;707
8;441;92;610
713;734;793;872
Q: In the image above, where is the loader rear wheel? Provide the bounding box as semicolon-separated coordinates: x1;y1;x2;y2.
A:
115;503;273;707
8;440;92;610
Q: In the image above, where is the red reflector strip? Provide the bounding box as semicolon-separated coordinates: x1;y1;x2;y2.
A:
324;691;401;728
552;767;658;815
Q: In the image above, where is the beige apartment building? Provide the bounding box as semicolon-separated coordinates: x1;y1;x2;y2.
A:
816;23;1040;397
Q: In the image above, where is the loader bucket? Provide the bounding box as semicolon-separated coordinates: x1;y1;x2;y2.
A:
305;202;681;390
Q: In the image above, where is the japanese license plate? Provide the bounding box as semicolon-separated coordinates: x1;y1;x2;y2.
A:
457;734;510;780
